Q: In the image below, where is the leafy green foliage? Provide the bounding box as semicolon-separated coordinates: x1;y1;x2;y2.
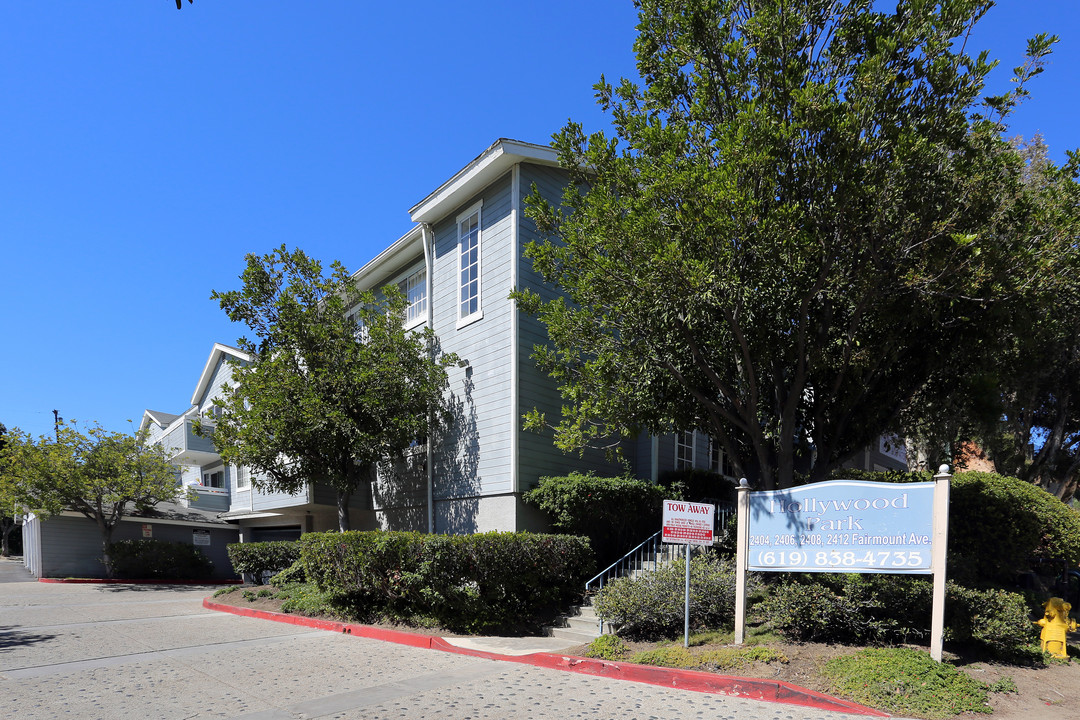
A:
523;472;669;565
759;574;1034;660
593;551;741;640
0;423;187;576
822;648;995;719
516;0;1070;490
208;245;456;531
226;541;300;585
948;472;1080;584
104;539;213;580
583;634;629;660
299;530;594;633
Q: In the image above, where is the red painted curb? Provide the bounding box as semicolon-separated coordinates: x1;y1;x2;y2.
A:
203;599;888;717
40;578;242;585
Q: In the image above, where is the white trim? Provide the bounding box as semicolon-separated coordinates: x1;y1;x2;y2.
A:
409;139;558;224
510;163;520;493
457;199;484;326
349;225;425;293
676;430;696;470
191;343;250;408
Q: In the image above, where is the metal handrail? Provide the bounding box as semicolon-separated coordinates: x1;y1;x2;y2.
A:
583;502;735;634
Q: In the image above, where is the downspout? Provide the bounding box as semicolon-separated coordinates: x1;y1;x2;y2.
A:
422;222;436;534
510;164;521;502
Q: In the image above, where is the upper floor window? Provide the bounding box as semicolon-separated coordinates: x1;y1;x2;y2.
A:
708;437;735;477
401;267;427;327
202;469;225;489
457;201;482;325
676;430;695;470
235;465;251;490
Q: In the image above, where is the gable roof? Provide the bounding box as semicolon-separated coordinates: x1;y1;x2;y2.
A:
191;343;251;407
408;138;559;225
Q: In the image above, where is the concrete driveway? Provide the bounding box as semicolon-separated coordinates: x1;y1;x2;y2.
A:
0;557;875;720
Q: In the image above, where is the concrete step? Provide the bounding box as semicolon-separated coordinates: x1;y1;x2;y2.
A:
546;625;602;645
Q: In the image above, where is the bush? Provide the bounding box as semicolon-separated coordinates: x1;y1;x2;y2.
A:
226;541;300;585
298;530;594;633
105;539;213;580
759;574;1034;660
593;551;740;640
949;471;1080;584
523;472;669;566
583;634;629;660
822;648;995;719
828;469;1080;584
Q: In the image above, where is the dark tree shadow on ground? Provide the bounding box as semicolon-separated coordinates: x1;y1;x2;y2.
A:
0;626;56;653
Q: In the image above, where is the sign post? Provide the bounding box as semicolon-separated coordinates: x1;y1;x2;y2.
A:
733;469;951;661
662;499;715;648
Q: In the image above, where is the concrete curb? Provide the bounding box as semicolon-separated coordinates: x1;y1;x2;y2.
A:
40;578;242;585
203;598;889;717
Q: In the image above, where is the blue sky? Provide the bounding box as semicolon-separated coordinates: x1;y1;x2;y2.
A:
2;1;1077;440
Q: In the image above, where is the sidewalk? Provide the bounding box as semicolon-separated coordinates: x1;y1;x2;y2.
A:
204;597;888;717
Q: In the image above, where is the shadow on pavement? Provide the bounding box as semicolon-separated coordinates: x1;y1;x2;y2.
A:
0;625;56;653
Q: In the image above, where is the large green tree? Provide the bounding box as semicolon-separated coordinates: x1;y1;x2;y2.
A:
208;245;455;531
0;422;18;557
517;0;1069;489
1;423;184;574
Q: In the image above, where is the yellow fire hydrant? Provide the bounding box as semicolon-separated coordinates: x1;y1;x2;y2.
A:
1036;597;1077;659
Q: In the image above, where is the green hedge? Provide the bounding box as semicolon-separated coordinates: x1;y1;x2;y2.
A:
523;472;669;566
227;541;300;585
758;573;1034;659
593;551;741;640
831;469;1080;584
299;530;594;632
105;539;213;580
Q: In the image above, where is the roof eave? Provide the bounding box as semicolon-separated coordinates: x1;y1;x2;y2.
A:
408;138;559;225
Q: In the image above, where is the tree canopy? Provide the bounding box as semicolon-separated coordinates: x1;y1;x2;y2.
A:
517;0;1073;490
208;245;456;531
1;423;184;573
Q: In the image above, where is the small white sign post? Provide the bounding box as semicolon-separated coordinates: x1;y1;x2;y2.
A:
662;499;715;648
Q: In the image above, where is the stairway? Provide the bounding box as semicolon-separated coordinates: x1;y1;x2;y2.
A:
544;598;606;645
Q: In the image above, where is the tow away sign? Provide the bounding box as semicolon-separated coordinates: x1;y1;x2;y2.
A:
662;499;715;545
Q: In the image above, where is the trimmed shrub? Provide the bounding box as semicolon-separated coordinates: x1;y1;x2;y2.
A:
759;573;1034;659
523;472;669;566
105;539;213;580
593;551;740;640
298;530;594;633
227;541;300;585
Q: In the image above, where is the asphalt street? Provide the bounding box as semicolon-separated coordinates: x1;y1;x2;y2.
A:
0;557;877;720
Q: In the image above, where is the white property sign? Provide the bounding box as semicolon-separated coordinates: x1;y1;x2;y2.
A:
662;499;715;545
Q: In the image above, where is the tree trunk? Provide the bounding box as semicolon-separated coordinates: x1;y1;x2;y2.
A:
337;489;351;532
1;517;13;557
98;519;116;578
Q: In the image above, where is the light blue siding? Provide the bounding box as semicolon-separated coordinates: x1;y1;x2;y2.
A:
429;172;516;501
515;163;631;495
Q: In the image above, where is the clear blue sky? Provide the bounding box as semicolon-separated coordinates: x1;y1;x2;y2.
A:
2;1;1077;440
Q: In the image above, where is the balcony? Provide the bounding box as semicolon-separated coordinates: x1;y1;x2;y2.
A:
160;419;219;466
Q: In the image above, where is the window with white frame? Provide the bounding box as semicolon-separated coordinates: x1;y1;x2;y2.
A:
202;469;225;489
235;465;250;490
400;267;427;326
675;430;695;470
458;202;482;322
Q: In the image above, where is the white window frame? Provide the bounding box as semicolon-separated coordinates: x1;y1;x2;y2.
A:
401;267;427;330
675;430;696;470
235;464;250;490
202;469;225;489
456;200;483;328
